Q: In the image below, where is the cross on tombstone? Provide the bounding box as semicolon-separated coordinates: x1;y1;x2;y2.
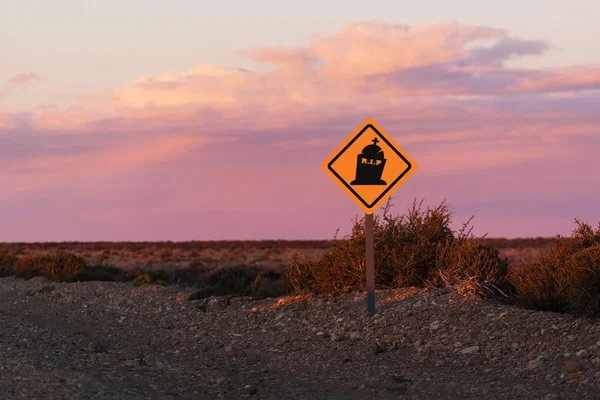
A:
372;137;379;145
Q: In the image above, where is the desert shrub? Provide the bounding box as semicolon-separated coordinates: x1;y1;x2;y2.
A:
188;260;209;270
159;248;173;259
0;250;17;277
170;268;205;286
508;220;600;315
124;268;172;286
283;198;509;296
62;265;126;283
188;266;288;300
13;252;87;280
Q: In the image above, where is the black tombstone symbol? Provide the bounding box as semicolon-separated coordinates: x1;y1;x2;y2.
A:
351;137;387;186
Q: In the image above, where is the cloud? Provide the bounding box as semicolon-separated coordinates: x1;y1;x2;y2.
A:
8;73;44;86
0;112;16;129
0;72;46;102
0;20;599;239
18;20;598;136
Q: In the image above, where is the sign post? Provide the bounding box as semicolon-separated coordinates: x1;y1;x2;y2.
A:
365;213;375;314
322;118;417;314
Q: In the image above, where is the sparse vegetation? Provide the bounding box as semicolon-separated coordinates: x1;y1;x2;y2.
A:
3;201;600;317
0;250;17;277
283;199;510;298
38;285;56;294
13;251;87;280
508;219;600;316
187;266;288;300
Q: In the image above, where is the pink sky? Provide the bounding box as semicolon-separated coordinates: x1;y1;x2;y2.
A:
1;20;599;241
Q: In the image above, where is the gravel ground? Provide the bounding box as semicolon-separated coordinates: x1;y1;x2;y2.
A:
1;277;600;400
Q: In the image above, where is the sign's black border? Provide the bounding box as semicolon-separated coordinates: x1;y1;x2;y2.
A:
327;124;412;210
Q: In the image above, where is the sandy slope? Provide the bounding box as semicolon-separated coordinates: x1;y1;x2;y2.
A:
1;277;599;399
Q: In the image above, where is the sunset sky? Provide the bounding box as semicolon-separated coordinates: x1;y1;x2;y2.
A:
1;1;599;241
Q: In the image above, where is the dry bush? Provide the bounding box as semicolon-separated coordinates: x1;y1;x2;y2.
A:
508;220;600;315
283;198;509;297
0;250;17;277
13;252;87;280
188;266;288;300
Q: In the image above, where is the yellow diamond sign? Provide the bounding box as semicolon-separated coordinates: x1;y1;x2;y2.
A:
323;118;417;214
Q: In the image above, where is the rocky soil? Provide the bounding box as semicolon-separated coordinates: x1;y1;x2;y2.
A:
1;277;600;399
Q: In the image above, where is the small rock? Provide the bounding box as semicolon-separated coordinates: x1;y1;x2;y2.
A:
350;331;361;341
374;342;387;354
382;335;393;344
275;313;286;321
453;342;463;349
537;352;552;361
527;359;543;371
567;372;580;380
459;346;480;355
565;360;583;373
215;376;226;384
413;300;423;308
331;333;346;342
322;332;331;339
243;385;258;396
575;349;587;357
543;395;557;400
591;357;600;365
430;321;441;332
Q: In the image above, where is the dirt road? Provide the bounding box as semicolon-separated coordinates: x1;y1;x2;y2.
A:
1;277;599;399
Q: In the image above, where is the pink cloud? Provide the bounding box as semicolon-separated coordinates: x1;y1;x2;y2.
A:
0;112;16;129
0;20;599;240
8;73;44;85
19;20;600;134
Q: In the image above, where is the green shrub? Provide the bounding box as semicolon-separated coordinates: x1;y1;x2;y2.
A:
13;252;87;280
283;198;509;296
508;220;600;315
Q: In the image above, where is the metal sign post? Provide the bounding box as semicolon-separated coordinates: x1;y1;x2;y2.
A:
365;213;375;314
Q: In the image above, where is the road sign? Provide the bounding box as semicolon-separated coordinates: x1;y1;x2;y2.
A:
322;118;417;314
322;118;417;215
